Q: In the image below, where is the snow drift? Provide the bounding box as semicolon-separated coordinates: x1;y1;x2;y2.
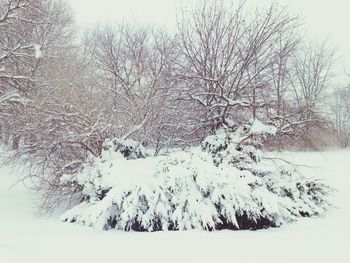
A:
61;121;334;231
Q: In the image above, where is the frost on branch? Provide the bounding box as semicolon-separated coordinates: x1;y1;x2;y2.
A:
61;121;334;231
33;44;43;59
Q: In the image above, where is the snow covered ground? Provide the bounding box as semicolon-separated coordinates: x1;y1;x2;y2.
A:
0;150;349;263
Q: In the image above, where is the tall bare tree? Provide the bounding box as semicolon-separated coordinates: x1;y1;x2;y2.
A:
176;1;299;138
0;0;73;148
86;24;181;149
291;41;334;119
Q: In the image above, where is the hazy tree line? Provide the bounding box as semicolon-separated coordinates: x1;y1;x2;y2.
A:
0;0;349;207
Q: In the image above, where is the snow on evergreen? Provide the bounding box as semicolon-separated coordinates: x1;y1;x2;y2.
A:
249;119;277;135
61;122;334;231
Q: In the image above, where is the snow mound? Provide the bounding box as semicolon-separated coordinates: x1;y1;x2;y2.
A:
61;122;334;231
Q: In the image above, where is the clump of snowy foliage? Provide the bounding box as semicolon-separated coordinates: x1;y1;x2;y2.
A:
61;120;334;231
102;137;149;159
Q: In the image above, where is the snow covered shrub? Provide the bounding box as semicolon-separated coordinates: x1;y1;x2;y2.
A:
263;169;333;217
62;149;279;231
61;120;334;231
59;138;149;202
102;137;149;160
203;119;276;169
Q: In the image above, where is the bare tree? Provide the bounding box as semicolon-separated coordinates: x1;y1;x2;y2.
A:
86;24;180;150
330;85;350;147
0;0;73;148
176;1;299;138
269;25;300;117
290;41;334;119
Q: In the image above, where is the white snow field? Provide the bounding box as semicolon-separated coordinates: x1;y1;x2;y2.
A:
0;150;349;263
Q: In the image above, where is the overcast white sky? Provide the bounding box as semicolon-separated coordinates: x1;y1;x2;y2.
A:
68;0;350;84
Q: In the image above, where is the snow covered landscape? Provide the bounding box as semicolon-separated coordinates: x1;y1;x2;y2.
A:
1;149;349;263
1;0;350;262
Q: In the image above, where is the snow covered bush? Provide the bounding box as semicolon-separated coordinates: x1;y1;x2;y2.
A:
61;120;334;231
102;138;149;160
